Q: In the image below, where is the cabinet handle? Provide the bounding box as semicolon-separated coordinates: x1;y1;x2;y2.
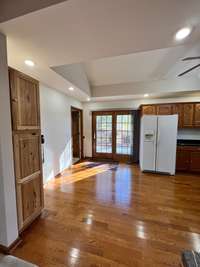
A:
12;98;18;102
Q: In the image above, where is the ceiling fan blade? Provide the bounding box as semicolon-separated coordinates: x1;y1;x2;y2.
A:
182;57;200;61
178;64;200;77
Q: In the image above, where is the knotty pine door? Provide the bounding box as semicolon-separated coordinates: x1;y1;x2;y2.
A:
9;68;43;231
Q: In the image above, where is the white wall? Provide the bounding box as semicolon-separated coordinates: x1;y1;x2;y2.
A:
92;76;200;97
178;129;200;140
83;96;200;157
40;84;83;183
0;33;18;247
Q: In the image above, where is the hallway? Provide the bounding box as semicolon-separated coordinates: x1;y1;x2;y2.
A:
13;162;200;267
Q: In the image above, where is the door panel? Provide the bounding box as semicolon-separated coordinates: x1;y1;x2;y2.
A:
9;69;40;130
172;104;183;128
194;103;200;127
157;104;172;115
156;115;178;174
176;149;190;171
72;111;80;158
115;113;133;161
13;132;41;180
141;105;157;115
182;103;194;127
21;176;42;221
140;116;157;171
190;151;200;172
93;112;113;158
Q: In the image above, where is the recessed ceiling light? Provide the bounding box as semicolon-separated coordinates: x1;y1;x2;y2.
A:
24;59;35;67
69;87;74;91
175;27;192;41
144;94;149;97
87;97;91;101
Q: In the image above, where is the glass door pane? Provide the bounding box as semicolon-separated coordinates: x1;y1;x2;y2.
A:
116;114;133;155
96;115;112;154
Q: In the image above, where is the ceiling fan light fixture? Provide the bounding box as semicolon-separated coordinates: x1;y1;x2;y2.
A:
175;27;192;41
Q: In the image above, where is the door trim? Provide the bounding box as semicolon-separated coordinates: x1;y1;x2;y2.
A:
71;106;84;160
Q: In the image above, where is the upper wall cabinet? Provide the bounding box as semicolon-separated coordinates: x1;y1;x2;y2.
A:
9;68;40;131
182;103;194;128
194;103;200;127
141;105;157;115
172;104;183;128
157;104;172;115
141;102;200;129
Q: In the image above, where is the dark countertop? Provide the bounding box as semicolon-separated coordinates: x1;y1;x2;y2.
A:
177;139;200;147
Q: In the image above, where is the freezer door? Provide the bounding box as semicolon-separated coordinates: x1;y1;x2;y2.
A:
140;116;157;171
156;115;178;175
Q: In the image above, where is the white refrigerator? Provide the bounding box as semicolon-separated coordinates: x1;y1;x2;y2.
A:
140;115;178;175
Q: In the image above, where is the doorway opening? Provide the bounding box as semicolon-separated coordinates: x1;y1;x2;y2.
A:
71;107;83;164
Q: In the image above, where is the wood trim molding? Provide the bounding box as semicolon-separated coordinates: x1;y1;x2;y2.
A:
0;238;22;254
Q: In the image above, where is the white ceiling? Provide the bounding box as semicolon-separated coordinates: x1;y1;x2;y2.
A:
1;0;200;100
83;44;200;86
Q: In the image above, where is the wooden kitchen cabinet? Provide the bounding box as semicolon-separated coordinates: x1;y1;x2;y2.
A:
176;146;200;172
172;104;183;128
140;102;200;128
21;175;42;222
182;103;194;127
194;103;200;127
176;149;190;171
141;105;157;115
157;104;172;115
190;151;200;172
9;68;40;131
9;68;43;231
13;132;41;180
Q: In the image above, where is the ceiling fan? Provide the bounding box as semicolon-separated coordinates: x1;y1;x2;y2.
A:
178;56;200;77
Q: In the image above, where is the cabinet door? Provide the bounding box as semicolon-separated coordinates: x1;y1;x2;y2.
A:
194;103;200;127
190;151;200;172
172;104;183;128
21;176;42;223
9;69;40;130
176;149;190;171
157;104;172;115
141;105;157;115
13;132;41;181
182;104;194;127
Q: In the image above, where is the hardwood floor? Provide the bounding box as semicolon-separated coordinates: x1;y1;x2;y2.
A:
13;161;200;267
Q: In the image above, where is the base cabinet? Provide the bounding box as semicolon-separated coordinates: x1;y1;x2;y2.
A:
176;147;200;172
176;150;190;171
190;152;200;172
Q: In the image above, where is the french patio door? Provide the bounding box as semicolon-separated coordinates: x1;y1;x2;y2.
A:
92;111;134;161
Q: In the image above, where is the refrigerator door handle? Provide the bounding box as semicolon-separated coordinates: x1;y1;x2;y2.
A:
157;130;160;145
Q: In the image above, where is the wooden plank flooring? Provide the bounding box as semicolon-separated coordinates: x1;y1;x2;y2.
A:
13;161;200;267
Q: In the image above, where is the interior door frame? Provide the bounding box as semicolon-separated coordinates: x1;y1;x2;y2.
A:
92;110;138;161
71;106;84;160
